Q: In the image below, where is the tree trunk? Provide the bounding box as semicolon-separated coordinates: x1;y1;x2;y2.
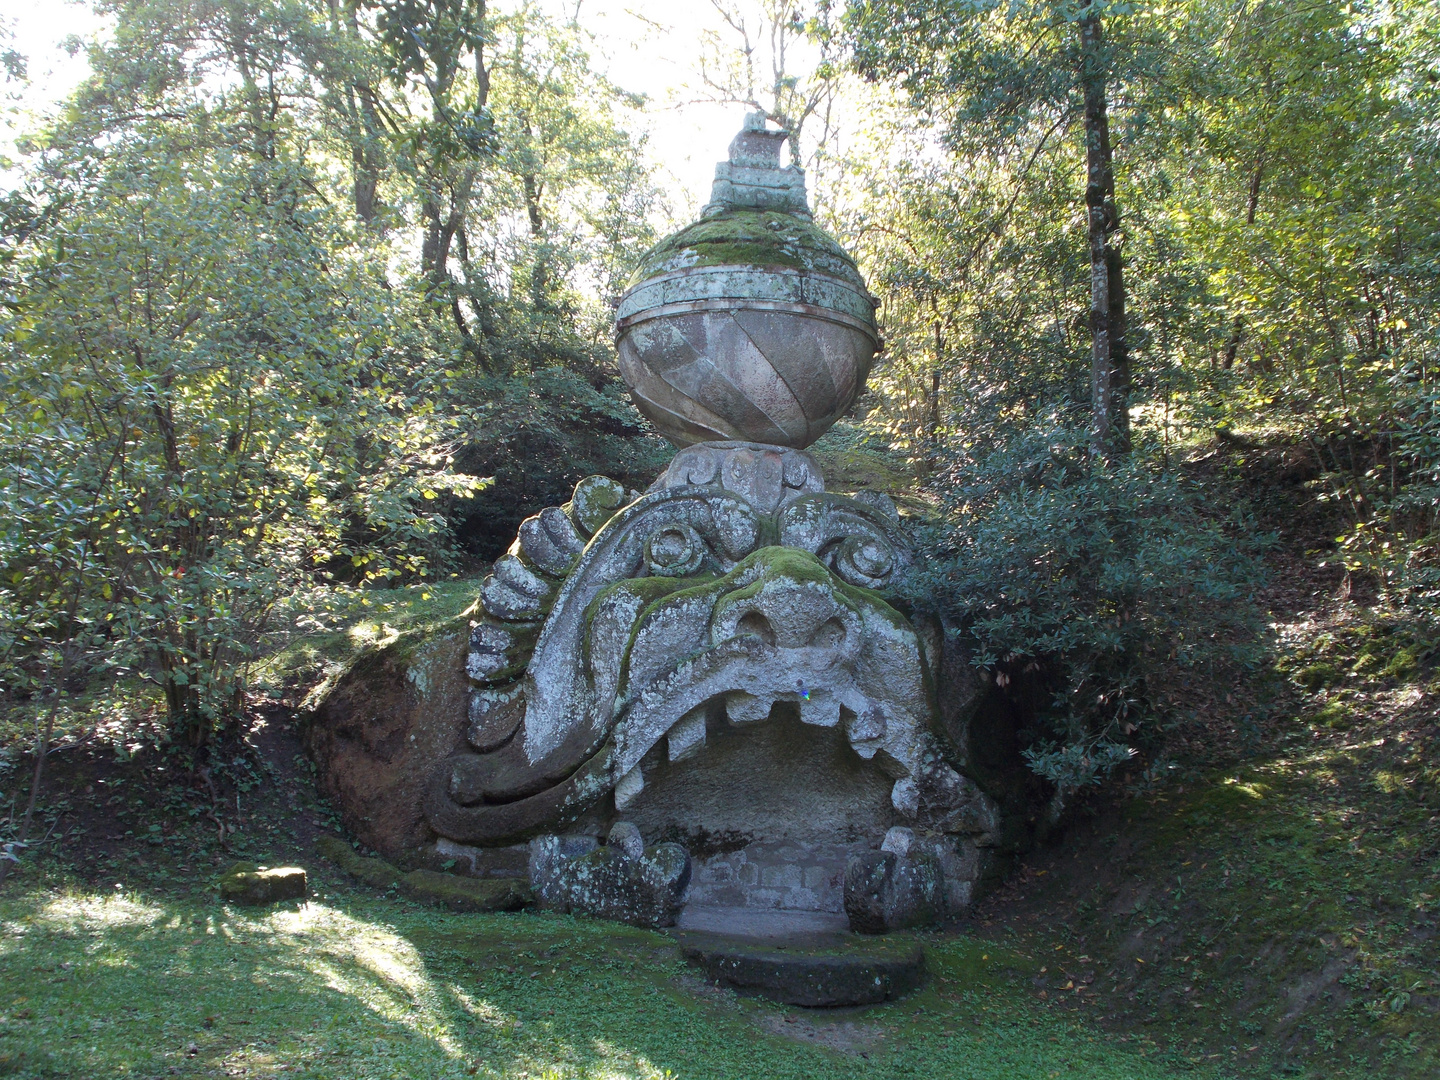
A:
1080;8;1129;460
1223;150;1265;370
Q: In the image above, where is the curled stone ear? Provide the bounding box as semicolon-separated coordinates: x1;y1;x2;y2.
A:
569;475;628;537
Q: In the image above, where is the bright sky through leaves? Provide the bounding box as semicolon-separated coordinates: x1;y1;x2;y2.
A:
1;0;835;221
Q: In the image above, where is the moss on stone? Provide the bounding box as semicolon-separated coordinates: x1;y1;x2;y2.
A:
719;547;911;635
400;870;533;914
628;209;865;288
218;862;308;905
317;835;533;912
317;836;404;890
614;547;915;674
585;576;709;630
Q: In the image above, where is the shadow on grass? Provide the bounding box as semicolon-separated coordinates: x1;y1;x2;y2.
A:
0;882;1205;1080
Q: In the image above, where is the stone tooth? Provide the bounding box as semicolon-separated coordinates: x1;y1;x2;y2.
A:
724;692;772;725
668;706;707;761
845;703;887;746
891;778;921;818
614;764;644;810
798;691;840;728
608;820;645;860
881;826;915;857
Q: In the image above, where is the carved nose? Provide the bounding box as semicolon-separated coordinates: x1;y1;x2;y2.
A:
712;578;860;651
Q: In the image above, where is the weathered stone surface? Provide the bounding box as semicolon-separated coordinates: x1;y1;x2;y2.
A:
881;826;915;857
467;622;540;685
777;493;911;589
569;475;628;537
481;555;555;622
679;934;927;1007
844;850;944;934
401;869;532;913
615;113;878;449
517;506;585;576
607;820;645;860
219;863;307;905
652;441;822;513
317;835;404;889
427;838;531;878
466;681;525;751
305;627;470;861
529;832;691;928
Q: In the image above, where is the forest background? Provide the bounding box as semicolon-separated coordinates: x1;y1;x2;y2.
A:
1;0;1437;823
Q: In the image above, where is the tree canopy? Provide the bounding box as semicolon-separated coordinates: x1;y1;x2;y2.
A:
1;0;1436;779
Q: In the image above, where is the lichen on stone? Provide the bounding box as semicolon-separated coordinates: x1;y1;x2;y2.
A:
628;209;865;287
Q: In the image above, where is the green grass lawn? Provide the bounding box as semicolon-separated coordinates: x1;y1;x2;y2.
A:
0;879;1212;1080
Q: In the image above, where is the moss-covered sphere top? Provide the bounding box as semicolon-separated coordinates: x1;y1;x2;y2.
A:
626;208;869;295
613;115;879;448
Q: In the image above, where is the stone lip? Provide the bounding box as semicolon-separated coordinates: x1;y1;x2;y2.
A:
677;903;850;939
675;929;927;1007
615;265;878;333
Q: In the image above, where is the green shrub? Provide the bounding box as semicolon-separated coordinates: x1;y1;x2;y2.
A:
449;368;670;559
903;413;1270;795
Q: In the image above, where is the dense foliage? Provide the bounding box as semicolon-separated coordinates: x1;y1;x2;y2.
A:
821;0;1439;783
0;0;663;739
1;0;1437;784
902;410;1269;798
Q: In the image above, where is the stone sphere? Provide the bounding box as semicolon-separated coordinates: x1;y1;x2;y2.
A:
615;207;879;449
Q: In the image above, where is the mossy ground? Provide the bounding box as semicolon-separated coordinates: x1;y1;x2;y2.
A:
973;598;1440;1079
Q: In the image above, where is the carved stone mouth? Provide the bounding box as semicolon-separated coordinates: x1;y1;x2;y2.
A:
424;447;994;851
610;634;910;796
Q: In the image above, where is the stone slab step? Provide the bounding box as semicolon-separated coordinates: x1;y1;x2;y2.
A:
677;903;849;939
675;929;926;1008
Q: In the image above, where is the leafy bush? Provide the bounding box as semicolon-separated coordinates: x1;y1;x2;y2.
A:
1328;380;1440;617
0;129;477;741
903;412;1270;798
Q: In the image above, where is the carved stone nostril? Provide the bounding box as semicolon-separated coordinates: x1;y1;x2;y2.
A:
807;616;847;649
735;610;777;645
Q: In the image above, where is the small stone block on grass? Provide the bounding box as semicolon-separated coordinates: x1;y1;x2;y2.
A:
219;863;308;906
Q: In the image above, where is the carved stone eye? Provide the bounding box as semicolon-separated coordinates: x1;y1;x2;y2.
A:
644;523;706;576
831;534;895;589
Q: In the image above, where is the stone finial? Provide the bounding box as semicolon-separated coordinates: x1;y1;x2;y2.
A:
703;111;810;218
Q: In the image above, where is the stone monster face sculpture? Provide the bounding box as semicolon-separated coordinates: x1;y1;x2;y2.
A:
425;441;990;850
